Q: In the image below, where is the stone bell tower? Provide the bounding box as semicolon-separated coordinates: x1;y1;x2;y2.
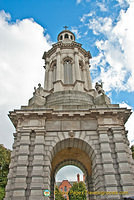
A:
5;28;134;200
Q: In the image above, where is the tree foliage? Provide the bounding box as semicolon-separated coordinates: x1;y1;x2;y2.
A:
55;186;66;200
131;145;134;159
68;181;87;200
0;144;11;200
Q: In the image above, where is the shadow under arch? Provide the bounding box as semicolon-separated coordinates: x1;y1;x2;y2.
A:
49;138;95;200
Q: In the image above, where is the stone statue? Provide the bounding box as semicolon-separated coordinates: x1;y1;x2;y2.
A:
29;83;46;106
95;82;105;95
33;83;45;97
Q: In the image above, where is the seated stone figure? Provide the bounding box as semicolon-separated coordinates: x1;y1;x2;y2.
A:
28;83;46;107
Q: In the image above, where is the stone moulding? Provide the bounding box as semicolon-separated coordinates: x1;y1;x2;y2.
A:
8;107;131;128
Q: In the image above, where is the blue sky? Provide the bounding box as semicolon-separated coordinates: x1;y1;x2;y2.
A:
0;0;134;180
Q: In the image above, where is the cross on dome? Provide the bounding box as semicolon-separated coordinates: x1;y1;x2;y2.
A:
63;26;68;30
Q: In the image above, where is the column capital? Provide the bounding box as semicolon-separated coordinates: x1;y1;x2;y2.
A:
56;48;61;55
74;51;78;55
110;127;124;132
97;126;109;133
35;130;46;136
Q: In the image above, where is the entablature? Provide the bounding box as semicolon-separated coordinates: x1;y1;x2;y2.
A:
9;107;131;128
42;41;91;60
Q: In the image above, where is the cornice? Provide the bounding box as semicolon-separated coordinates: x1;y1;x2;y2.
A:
8;107;131;128
42;41;92;59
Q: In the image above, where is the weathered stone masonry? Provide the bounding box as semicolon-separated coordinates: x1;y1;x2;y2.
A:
4;29;134;200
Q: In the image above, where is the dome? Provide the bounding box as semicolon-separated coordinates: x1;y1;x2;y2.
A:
57;29;75;42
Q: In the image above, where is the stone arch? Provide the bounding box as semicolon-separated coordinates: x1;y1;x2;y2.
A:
54;159;88;178
49;138;96;200
64;33;69;39
62;56;73;64
53;159;89;199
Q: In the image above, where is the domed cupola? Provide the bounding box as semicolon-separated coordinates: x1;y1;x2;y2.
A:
41;26;93;99
57;26;75;42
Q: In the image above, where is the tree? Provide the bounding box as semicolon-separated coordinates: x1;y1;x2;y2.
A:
131;145;134;159
55;186;66;200
0;144;11;200
68;181;87;200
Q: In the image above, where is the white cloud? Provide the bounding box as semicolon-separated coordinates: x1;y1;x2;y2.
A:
97;2;107;12
116;0;130;6
80;12;94;23
88;2;134;92
76;0;82;4
71;27;81;39
88;17;113;35
0;10;51;149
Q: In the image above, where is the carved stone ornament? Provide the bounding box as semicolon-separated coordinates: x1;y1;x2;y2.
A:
68;130;75;138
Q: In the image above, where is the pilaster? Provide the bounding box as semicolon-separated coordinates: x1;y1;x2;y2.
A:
111;127;134;198
56;48;61;81
74;48;81;81
83;66;89;90
97;127;120;199
4;132;18;199
85;61;92;89
44;61;49;90
28;129;50;200
48;68;53;90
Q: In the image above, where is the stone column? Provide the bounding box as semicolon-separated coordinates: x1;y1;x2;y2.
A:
44;61;49;90
56;48;61;81
85;61;92;90
74;48;81;81
5;130;31;200
48;68;53;91
83;66;89;90
4;132;19;199
112;127;134;198
72;62;75;83
97;127;120;200
29;129;46;200
60;57;64;83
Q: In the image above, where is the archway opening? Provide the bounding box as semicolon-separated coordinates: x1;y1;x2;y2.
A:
55;165;85;200
50;146;93;200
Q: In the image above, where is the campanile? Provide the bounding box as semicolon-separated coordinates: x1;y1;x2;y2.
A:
5;28;134;200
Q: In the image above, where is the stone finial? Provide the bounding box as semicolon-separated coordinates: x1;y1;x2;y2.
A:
95;82;105;95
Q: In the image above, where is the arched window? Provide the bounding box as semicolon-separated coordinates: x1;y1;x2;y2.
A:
60;35;63;40
51;61;57;83
64;186;67;192
64;59;73;84
65;34;69;39
70;35;73;40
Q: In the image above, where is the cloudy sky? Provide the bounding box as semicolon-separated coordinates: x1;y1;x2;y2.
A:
0;0;134;180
